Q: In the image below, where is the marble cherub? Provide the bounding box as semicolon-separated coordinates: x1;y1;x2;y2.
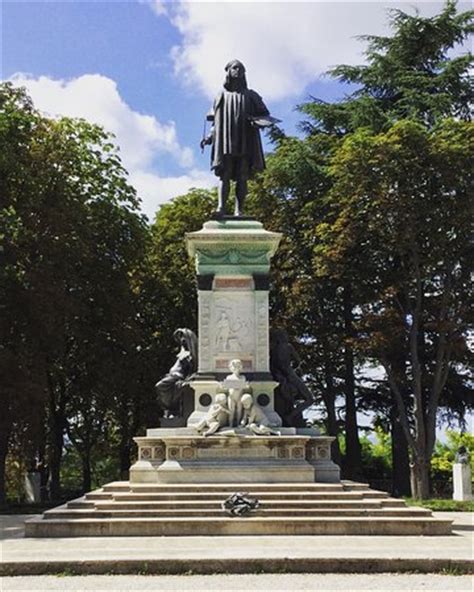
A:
196;392;231;437
223;358;250;427
240;393;281;436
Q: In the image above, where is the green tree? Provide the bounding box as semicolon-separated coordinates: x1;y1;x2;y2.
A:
432;430;474;479
252;0;472;493
301;0;473;135
147;189;216;373
0;83;151;500
302;1;472;490
320;119;472;498
1;84;49;503
246;135;347;466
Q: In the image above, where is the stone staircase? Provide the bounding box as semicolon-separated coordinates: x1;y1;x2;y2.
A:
25;481;452;537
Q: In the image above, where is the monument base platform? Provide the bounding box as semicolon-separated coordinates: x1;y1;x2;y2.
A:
23;431;452;538
129;431;340;484
24;481;452;537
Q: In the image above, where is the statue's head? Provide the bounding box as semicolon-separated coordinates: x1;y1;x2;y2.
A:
241;393;254;410
224;60;248;90
215;392;228;406
229;358;243;374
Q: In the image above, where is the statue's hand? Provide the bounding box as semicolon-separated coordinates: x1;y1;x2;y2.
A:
200;136;212;150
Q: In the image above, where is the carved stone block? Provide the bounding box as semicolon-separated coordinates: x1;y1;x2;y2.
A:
140;447;152;460
182;446;195;460
167;447;180;460
292;446;304;459
153;445;165;460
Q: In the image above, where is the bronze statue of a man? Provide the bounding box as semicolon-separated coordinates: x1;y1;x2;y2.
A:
201;60;279;217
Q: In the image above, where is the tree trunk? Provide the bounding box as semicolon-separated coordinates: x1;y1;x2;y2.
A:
343;286;363;480
46;368;68;501
410;454;431;499
386;322;411;497
48;410;64;501
0;420;11;505
37;435;49;503
390;405;411;497
119;441;131;480
117;404;132;480
322;355;341;467
82;453;91;493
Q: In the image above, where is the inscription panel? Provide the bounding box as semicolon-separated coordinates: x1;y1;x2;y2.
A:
197;447;273;459
214;277;254;290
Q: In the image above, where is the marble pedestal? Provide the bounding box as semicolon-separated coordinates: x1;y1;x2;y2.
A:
185;218;282;426
130;217;342;486
453;463;472;501
130;430;340;484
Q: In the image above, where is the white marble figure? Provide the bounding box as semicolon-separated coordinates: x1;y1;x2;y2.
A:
215;311;231;351
196;393;231;436
222;358;249;427
453;446;472;501
240;393;281;436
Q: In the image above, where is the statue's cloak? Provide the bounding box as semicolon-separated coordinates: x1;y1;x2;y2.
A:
208;88;269;179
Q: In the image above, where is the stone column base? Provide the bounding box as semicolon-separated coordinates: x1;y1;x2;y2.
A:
130;432;340;484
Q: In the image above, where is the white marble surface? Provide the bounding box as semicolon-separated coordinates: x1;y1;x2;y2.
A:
453;463;472;501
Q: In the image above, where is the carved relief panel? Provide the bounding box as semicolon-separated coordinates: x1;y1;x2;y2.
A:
211;292;255;371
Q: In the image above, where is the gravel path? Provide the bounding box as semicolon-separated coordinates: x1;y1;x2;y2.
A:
1;573;473;591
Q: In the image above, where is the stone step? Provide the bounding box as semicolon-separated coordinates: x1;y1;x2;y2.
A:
71;499;406;511
100;481;371;493
85;492;114;500
67;500;96;509
45;507;432;519
128;483;347;493
105;491;388;502
25;515;453;537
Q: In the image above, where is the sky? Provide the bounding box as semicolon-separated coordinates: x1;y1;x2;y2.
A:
2;0;471;220
2;1;472;437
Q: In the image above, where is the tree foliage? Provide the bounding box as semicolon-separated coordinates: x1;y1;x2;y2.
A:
300;0;473;135
248;1;473;496
0;82;157;501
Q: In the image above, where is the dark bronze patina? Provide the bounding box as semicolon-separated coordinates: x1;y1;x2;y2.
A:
201;60;280;217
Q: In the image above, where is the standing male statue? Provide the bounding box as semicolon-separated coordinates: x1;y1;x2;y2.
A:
200;60;279;217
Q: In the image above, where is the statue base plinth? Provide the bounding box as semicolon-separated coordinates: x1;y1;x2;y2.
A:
129;430;340;484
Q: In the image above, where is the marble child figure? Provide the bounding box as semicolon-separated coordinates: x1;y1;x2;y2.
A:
223;358;249;427
240;393;281;436
196;393;231;436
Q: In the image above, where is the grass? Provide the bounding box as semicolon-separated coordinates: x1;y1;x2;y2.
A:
405;497;473;512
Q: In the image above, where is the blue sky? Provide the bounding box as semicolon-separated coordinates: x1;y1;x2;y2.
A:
3;1;470;219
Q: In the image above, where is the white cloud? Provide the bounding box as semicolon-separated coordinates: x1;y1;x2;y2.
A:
154;1;466;102
149;0;168;17
10;73;192;169
131;168;216;221
9;73;214;219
